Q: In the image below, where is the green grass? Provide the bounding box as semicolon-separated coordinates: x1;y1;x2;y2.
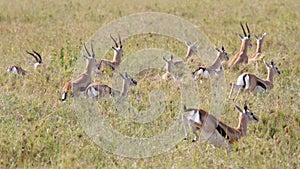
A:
1;0;300;168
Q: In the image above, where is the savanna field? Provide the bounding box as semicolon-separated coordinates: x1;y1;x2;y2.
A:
1;0;300;168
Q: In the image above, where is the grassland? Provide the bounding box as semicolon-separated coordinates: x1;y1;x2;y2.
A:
0;0;300;168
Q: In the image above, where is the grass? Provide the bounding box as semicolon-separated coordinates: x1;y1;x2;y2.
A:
1;0;300;168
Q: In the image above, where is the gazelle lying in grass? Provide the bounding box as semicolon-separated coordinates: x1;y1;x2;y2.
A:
185;41;198;59
161;54;185;80
249;33;267;64
192;46;229;80
26;50;42;70
228;22;252;69
229;60;280;102
7;65;27;75
183;102;259;149
61;43;101;101
100;34;123;70
85;72;137;101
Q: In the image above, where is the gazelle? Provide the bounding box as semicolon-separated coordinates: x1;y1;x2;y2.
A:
182;102;259;149
161;55;177;80
85;72;137;101
229;60;281;102
100;34;123;70
61;42;101;101
26;50;42;70
249;33;267;63
228;22;252;69
6;65;27;75
192;46;229;80
185;41;198;59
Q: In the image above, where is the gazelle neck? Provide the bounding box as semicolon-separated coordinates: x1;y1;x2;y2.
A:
209;55;222;69
121;80;129;96
239;40;249;53
267;69;275;83
236;114;248;137
85;59;94;76
256;40;263;53
166;62;172;73
113;50;122;63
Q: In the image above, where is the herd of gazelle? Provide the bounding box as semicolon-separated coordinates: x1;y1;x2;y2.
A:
7;22;280;150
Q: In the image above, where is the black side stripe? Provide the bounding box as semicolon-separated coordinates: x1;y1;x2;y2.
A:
192;67;206;75
242;74;247;88
257;81;267;90
216;124;229;140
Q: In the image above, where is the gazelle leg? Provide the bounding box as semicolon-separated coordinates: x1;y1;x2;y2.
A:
182;113;189;140
190;120;200;142
234;86;242;102
229;83;236;99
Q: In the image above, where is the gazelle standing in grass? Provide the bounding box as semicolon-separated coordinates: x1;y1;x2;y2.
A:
161;55;179;80
182;102;259;149
249;32;267;64
100;34;123;70
85;72;137;101
229;60;281;102
61;42;101;101
192;46;229;80
26;50;43;70
228;22;252;69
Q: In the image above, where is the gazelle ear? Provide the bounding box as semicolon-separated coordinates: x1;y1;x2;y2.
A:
215;47;221;53
235;104;244;114
254;34;259;40
262;32;267;38
238;34;244;40
170;55;174;60
221;45;225;51
270;60;274;66
191;40;198;47
119;72;125;79
243;102;248;111
162;56;168;62
185;41;191;47
263;60;270;68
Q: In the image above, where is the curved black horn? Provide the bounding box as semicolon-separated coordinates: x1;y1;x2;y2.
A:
240;22;247;37
83;43;91;57
26;51;39;63
246;22;250;35
32;50;42;63
118;33;122;48
110;34;118;48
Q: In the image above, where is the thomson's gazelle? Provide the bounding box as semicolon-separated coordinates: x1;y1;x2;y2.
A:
100;34;123;70
183;102;259;149
85;72;137;101
192;46;229;80
229;60;280;102
249;33;267;63
228;22;252;69
61;43;101;101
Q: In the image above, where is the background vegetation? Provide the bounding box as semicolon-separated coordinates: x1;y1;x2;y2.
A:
0;0;299;168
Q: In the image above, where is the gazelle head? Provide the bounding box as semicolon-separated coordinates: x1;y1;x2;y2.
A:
185;41;198;59
110;34;123;59
119;72;137;96
26;50;42;69
215;45;229;62
254;32;266;43
254;32;266;50
83;42;101;75
264;60;281;77
235;102;259;123
163;55;174;73
238;22;252;48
